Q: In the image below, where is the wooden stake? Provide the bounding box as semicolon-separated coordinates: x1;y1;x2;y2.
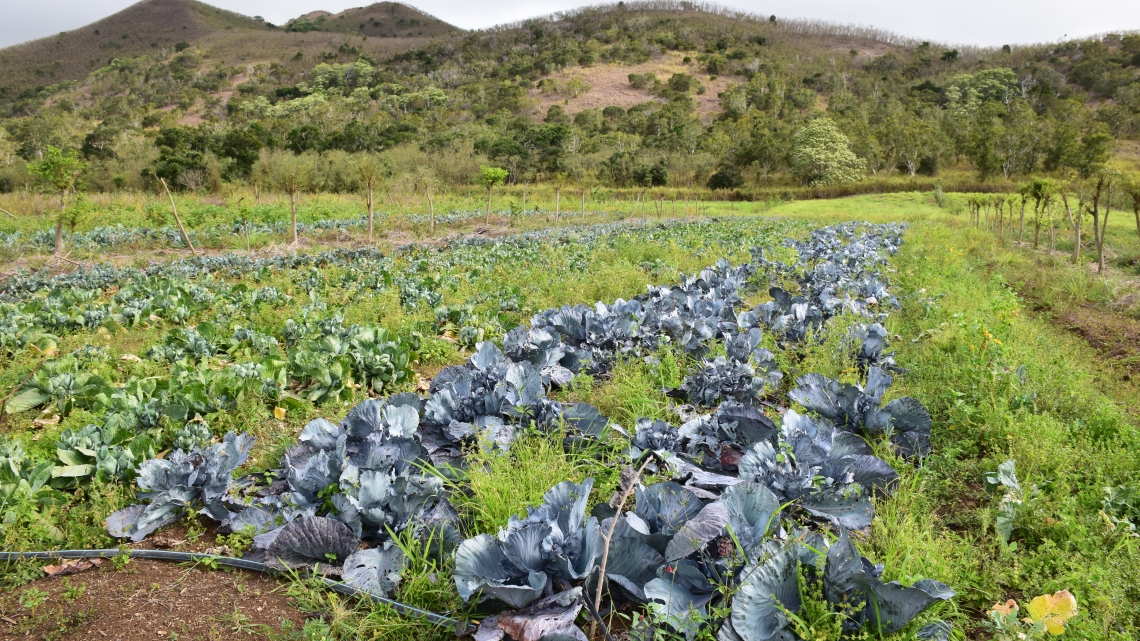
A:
0;207;15;219
159;178;197;254
592;457;653;637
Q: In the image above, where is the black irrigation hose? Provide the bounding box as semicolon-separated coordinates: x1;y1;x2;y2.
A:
579;592;615;641
0;549;476;636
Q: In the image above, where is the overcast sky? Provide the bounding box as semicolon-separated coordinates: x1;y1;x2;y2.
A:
3;0;1139;49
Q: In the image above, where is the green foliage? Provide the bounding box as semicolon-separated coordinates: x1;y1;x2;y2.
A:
791;119;867;187
29;146;86;195
476;165;508;190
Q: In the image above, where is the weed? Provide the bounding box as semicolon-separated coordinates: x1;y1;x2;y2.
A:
60;577;86;602
218;605;266;635
19;586;47;612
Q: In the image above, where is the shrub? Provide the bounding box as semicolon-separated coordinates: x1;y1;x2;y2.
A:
790;118;867;187
707;166;743;190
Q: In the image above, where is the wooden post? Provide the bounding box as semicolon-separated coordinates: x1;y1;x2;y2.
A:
367;183;374;242
429;193;435;236
160;178;197;254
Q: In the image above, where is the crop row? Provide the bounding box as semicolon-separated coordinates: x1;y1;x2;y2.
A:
0;208;590;253
80;221;956;640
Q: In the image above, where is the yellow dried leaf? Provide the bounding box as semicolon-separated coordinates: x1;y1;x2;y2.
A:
1026;590;1077;635
991;599;1018;616
273;406;286;421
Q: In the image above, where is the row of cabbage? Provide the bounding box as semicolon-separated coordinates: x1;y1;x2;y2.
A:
0;207;593;253
96;222;953;641
1;218;798;496
1;216;789;300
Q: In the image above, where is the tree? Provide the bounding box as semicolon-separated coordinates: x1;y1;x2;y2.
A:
1122;176;1140;243
29;146;86;255
354;153;386;241
707;166;744;190
966;103;1006;179
1026;177;1054;247
1082;170;1117;274
153;126;209;185
896;111;946;177
477;166;508;224
218;128;263;179
1074;123;1113;179
1058;182;1085;264
267;152;312;245
994;101;1040;179
790;118;867;187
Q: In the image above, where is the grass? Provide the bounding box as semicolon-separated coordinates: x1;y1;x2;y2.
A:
748;193;1139;638
447;425;621;534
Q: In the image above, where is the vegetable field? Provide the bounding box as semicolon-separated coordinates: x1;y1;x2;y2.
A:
1;193;1137;641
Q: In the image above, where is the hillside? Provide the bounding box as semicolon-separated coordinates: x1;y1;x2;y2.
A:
283;2;460;39
0;0;1137;194
0;0;266;98
0;0;459;99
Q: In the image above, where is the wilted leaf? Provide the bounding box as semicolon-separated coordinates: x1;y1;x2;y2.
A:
342;544;407;597
1026;590;1077;635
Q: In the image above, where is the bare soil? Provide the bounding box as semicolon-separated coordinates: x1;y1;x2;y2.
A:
1;521;309;640
529;51;733;124
1059;305;1140;374
0;560;305;641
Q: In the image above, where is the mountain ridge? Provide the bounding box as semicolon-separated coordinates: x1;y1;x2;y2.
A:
0;0;458;97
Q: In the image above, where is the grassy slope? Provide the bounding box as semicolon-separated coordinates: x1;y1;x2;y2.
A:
309;2;461;39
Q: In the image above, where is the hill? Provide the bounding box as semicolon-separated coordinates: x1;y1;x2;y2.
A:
0;0;265;98
283;2;460;39
0;0;1136;193
0;0;459;99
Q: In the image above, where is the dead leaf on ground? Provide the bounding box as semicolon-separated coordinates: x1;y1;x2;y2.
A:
44;558;102;578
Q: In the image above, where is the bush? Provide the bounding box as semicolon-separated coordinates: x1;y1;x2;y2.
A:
790;118;867;187
667;73;693;93
628;73;656;90
707;166;744;190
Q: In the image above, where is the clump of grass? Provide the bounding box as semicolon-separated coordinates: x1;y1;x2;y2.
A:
590;348;686;429
447;425;613;534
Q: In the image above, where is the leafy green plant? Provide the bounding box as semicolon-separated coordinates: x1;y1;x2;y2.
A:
52;423;155;486
984;459;1046;544
60;577;87;602
18;586;48;612
4;356;112;416
1102;482;1140;534
0;443;68;530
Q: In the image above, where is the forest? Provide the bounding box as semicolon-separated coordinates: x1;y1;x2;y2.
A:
0;1;1137;198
